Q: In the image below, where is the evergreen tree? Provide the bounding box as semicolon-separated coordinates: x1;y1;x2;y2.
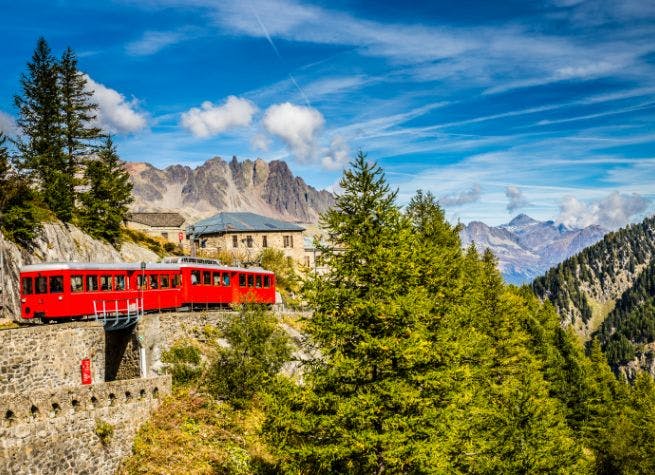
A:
77;136;132;245
59;46;102;209
14;37;71;221
0;133;42;246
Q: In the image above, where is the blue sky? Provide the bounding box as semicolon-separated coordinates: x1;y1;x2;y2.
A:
1;0;654;227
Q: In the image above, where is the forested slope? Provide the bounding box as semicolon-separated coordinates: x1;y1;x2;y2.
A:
532;215;655;337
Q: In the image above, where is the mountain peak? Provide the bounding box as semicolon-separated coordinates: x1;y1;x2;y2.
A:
507;213;538;227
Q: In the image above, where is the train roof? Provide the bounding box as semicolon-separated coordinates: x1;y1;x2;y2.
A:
20;262;179;272
20;260;274;274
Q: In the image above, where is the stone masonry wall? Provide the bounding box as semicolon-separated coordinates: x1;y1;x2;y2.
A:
0;376;171;475
0;322;105;396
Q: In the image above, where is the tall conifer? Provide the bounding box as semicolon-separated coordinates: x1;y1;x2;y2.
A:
14;38;71;221
59;46;102;210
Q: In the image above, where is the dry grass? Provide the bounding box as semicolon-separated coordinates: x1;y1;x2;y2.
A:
117;390;276;475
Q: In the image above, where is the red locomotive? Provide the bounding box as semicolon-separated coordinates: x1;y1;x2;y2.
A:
19;257;276;323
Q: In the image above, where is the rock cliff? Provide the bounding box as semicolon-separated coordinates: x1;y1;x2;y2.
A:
126;156;334;223
0;223;158;322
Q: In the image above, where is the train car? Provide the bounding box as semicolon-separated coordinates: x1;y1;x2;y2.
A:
20;258;276;322
20;262;182;322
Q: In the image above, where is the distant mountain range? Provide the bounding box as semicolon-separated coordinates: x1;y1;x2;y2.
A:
460;214;608;284
125;156;334;224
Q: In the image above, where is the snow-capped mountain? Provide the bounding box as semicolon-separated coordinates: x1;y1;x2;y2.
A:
460;214;608;284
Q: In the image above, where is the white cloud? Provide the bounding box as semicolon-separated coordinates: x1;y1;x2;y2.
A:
126;30;189;56
84;75;148;134
558;192;650;229
181;96;257;138
262;102;324;162
320;135;350;170
251;133;270;151
440;184;482;206
0;111;18;136
506;186;530;213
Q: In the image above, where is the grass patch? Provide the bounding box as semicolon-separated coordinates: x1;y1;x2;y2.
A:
586;296;616;340
0;321;20;330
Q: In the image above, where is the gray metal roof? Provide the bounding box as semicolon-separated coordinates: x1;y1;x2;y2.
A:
187;212;305;236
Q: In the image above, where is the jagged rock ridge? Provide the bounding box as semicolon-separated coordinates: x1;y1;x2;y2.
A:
126;156;335;223
460;213;608;284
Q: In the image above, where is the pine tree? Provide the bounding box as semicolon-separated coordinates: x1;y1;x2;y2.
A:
59;46;102;211
14;37;71;221
77;136;132;245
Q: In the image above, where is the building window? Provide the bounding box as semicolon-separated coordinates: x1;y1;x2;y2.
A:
232;235;238;248
304;256;311;267
161;232;168;239
246;235;253;248
262;235;268;247
283;235;294;248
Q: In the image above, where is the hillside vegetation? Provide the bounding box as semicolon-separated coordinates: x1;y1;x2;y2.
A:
122;154;655;474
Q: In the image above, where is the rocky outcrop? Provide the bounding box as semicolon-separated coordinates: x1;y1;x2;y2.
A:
0;223;158;322
125;156;334;223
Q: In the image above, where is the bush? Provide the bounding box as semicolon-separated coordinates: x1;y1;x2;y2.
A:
162;342;203;387
95;419;114;445
207;305;291;407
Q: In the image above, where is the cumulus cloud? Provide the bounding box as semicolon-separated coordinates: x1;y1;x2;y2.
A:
181;96;257;138
0;111;18;136
558;192;650;229
262;102;324;162
439;184;481;206
320;135;350;170
506;186;530;213
84;75;148;134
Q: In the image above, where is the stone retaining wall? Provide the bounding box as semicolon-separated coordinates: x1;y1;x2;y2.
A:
0;376;171;475
0;322;105;396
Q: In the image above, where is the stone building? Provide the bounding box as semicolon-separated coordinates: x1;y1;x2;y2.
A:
187;212;305;263
126;212;186;244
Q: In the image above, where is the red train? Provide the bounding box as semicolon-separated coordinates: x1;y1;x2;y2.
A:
19;257;276;323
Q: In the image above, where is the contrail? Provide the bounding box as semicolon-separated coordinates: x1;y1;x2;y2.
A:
249;2;312;107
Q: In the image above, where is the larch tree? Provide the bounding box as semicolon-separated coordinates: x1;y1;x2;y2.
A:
77;136;132;246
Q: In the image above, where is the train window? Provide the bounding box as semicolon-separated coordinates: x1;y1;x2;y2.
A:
256;275;262;288
50;276;64;293
137;275;146;290
35;276;48;294
222;273;230;286
22;277;33;295
203;271;211;285
87;275;98;292
150;275;159;289
46;276;62;294
173;275;181;288
213;273;221;286
115;275;126;291
71;275;83;293
191;271;200;285
263;275;270;288
160;275;170;289
247;275;254;287
239;274;246;287
100;275;112;291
